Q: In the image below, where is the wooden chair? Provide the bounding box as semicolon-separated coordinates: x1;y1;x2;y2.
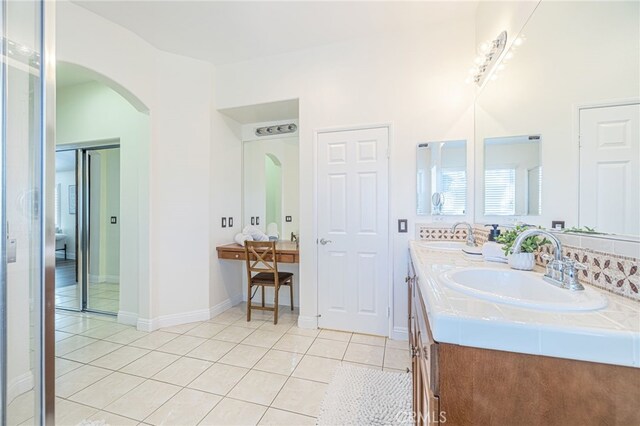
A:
244;241;294;324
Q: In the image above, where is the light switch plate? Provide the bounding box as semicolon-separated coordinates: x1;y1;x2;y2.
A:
110;216;117;224
285;216;292;222
221;217;227;228
228;217;233;227
398;219;408;233
7;239;16;263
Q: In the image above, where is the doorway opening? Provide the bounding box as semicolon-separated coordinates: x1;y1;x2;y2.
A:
55;143;121;315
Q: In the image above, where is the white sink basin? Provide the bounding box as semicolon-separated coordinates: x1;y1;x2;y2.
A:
439;268;608;312
418;241;468;251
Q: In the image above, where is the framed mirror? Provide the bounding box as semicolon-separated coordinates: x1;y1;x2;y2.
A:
474;1;639;237
483;135;541;216
416;140;467;216
243;135;299;239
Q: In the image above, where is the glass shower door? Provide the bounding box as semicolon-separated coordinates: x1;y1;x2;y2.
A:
1;0;54;424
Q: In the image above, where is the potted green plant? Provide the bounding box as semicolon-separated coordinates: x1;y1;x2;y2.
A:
495;225;550;271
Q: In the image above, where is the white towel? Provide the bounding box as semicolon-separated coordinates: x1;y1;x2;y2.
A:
242;225;269;242
234;233;253;246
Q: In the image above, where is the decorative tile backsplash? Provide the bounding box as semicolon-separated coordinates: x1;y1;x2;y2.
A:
416;223;640;302
418;226;469;241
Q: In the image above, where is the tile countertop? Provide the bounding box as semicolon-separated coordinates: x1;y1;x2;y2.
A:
409;240;640;368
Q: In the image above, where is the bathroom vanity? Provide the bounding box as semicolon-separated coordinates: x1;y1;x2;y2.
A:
408;241;640;426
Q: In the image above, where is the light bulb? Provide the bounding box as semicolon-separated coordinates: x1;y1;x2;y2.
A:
464;77;472;84
474;56;484;65
513;37;523;47
479;42;490;53
490;74;498;81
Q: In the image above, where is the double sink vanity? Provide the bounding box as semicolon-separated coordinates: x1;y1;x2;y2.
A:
407;239;640;425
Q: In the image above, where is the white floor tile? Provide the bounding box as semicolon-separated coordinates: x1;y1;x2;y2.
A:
271;377;328;417
144;388;221;426
68;372;144;409
156;335;207;356
317;329;352;342
186;339;236;362
258;408;316;425
227;370;288;406
343;342;385;366
292;355;341;383
187;363;249;396
253;350;303;376
152;357;212;386
104;380;181;421
350;333;386;347
383;347;411;370
185;322;227;339
306;338;348;359
129;331;178;350
218;344;268;368
91;345;150;370
199;397;267;426
55;365;112;398
120;351;180;378
272;334;314;354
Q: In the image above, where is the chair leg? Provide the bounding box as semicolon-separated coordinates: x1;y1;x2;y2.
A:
274;285;279;325
289;281;294;311
261;286;265;308
246;284;252;322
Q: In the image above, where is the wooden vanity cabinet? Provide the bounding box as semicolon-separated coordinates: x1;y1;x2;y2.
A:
407;259;440;426
407;257;640;426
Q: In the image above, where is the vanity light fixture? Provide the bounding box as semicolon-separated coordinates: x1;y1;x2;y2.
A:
255;123;297;137
466;31;507;86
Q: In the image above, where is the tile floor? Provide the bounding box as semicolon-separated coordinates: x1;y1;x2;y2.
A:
55;281;121;313
10;305;411;426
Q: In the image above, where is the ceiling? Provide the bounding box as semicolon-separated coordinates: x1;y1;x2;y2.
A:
72;1;478;65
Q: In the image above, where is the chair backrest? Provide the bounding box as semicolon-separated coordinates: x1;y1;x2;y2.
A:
244;240;279;278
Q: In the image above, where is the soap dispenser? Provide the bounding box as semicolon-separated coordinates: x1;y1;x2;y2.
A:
486;224;500;241
482;224;507;263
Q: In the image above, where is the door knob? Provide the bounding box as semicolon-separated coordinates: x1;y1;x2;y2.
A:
319;238;333;245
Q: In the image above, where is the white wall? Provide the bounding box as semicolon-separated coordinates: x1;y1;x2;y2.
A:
58;0;246;328
57;80;147;317
215;20;476;337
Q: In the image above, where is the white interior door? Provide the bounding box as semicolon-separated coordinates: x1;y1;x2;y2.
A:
317;127;389;335
579;103;640;235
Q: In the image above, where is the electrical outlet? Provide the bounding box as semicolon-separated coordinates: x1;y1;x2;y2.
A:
110;216;117;224
552;220;565;230
228;217;233;227
221;217;227;228
285;216;292;222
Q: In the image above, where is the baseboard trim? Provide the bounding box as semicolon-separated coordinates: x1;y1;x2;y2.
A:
209;294;243;318
7;371;34;405
391;326;409;341
297;315;318;330
137;308;210;332
117;310;138;326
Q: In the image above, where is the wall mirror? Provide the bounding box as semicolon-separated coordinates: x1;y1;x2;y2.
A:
243;134;299;239
416;140;467;216
474;1;639;237
483;135;541;216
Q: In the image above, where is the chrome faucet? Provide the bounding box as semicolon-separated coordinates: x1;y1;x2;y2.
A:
451;222;476;247
512;229;585;291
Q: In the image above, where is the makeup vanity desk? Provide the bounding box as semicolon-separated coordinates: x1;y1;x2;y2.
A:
216;241;300;264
